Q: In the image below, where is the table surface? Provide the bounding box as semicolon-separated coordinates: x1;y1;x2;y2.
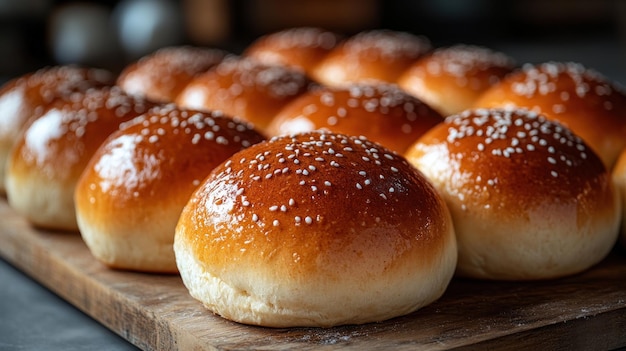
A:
1;39;626;351
0;257;138;351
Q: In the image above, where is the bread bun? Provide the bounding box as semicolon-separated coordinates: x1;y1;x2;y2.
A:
311;29;432;87
5;86;156;231
0;65;114;194
243;27;341;76
175;56;312;134
75;104;265;272
117;46;228;103
397;44;515;116
266;83;443;153
473;61;626;168
174;131;457;327
405;108;620;280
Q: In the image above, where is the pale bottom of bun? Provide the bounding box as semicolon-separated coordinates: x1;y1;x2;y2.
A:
76;208;179;273
174;232;458;328
6;172;77;231
452;199;621;280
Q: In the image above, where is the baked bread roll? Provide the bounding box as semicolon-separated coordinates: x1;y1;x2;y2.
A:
397;44;516;116
0;65;114;194
266;82;443;153
117;46;228;103
75;104;265;272
243;27;341;76
174;131;457;327
5;86;156;231
175;56;312;134
310;29;431;87
405;108;620;280
473;61;626;168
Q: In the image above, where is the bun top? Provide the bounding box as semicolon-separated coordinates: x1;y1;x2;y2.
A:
397;44;516;116
175;57;313;133
243;27;341;75
80;104;266;207
406;107;609;215
11;86;156;185
0;65;114;140
311;30;432;87
473;62;626;168
178;130;453;285
267;83;443;153
117;46;228;103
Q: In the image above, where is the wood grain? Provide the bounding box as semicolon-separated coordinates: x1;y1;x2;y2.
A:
1;198;625;350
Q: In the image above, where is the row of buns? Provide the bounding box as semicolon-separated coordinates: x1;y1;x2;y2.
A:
1;27;625;328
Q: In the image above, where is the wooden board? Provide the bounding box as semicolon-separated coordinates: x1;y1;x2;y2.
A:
1;197;626;350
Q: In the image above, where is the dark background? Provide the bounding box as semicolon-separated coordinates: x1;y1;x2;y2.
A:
1;0;625;84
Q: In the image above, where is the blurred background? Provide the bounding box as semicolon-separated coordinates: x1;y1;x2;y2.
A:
1;0;625;84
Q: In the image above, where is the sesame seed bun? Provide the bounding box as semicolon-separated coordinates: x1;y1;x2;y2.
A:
266;83;443;153
310;29;432;87
0;65;114;195
405;108;621;280
397;44;516;116
117;46;228;103
243;27;341;76
473;61;626;168
5;86;156;231
75;104;265;272
174;131;457;327
175;56;313;134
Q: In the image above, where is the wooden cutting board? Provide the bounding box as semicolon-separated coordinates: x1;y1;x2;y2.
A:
1;197;625;350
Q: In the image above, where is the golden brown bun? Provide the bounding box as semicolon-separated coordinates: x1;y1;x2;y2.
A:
397;44;516;116
117;46;228;103
310;29;431;87
175;56;312;134
611;149;626;248
5;86;156;231
266;83;443;153
405;108;620;281
75;104;265;273
243;27;341;76
0;65;114;194
174;131;457;327
473;61;626;168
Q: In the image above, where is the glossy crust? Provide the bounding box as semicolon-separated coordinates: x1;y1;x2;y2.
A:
5;87;156;231
175;56;312;134
473;61;626;168
405;108;620;280
0;65;114;194
266;83;443;153
243;27;341;76
75;104;265;272
117;46;228;103
174;131;457;327
397;44;515;116
311;29;432;87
